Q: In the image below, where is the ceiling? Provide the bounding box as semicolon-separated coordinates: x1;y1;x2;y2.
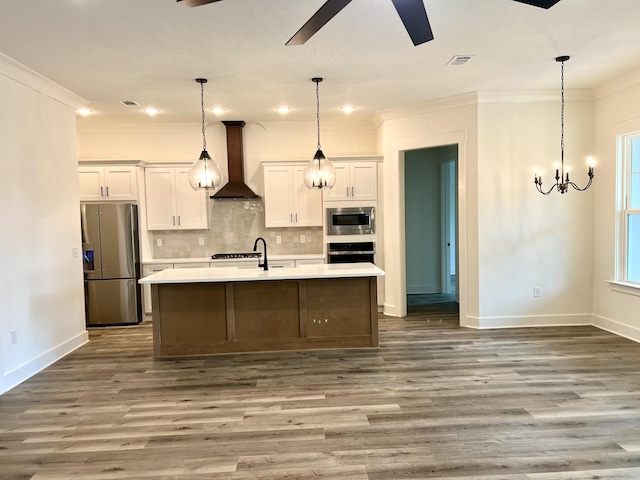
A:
1;0;639;125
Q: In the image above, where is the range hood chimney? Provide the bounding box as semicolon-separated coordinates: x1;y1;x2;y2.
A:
211;120;260;199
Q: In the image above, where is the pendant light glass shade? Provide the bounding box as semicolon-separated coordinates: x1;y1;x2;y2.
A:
304;149;336;189
188;78;223;191
303;77;336;190
188;149;223;190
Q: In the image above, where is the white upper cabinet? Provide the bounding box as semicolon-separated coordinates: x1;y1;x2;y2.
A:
324;161;377;202
145;166;208;230
78;165;137;202
263;164;322;227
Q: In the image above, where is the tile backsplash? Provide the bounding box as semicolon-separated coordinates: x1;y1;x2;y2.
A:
151;198;323;258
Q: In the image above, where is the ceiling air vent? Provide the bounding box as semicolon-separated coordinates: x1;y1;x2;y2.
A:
447;55;473;66
120;100;140;107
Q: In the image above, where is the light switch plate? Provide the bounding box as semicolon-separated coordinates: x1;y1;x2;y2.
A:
199;237;205;246
156;239;162;247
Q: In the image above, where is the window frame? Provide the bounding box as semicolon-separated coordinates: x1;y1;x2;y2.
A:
615;132;640;292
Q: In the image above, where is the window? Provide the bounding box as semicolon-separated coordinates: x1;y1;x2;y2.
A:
620;133;640;284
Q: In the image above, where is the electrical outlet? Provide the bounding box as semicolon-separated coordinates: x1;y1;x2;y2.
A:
300;234;306;243
10;330;17;345
533;287;541;298
276;235;282;244
198;237;205;246
156;239;162;247
72;247;79;259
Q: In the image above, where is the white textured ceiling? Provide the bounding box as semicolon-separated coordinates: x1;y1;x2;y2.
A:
1;0;639;125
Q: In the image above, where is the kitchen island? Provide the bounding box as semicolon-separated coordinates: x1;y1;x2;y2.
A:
139;263;384;358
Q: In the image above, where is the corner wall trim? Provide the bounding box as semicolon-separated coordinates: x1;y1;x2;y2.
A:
1;331;89;395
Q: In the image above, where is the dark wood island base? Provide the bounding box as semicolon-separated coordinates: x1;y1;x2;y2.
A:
150;276;378;358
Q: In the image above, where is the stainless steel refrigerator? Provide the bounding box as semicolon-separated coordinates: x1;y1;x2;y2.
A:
81;203;142;326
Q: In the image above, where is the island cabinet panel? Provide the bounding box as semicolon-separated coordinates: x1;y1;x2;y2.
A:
150;275;379;358
152;283;228;357
305;277;372;338
233;281;300;340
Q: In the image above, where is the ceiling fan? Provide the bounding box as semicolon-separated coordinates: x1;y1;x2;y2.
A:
177;0;562;46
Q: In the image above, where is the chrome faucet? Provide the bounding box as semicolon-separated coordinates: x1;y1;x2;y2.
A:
253;237;269;271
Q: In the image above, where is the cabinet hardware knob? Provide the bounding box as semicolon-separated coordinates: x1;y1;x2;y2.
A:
324;319;328;323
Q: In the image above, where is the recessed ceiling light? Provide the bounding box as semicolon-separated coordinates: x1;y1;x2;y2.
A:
77;108;92;116
341;105;355;113
211;107;225;114
144;108;159;115
277;106;291;113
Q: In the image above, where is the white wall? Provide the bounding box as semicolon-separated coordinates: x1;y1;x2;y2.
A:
592;68;640;341
477;98;595;327
0;54;88;394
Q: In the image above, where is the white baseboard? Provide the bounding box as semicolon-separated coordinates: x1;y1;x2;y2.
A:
1;331;89;395
592;314;640;343
467;313;592;329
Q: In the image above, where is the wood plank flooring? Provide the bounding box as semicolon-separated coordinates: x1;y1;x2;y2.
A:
2;309;640;479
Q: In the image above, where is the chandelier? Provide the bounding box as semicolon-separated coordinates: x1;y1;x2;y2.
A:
534;56;594;195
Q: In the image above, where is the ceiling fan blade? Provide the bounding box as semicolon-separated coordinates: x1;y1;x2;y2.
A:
390;0;434;46
512;0;561;8
286;0;353;46
176;0;224;7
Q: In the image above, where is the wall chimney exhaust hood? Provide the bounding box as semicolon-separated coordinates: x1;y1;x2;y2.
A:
211;121;260;199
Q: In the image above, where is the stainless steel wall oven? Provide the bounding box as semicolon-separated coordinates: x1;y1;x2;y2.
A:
327;242;375;264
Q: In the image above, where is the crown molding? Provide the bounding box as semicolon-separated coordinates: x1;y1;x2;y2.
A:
593;67;640;100
372;92;478;127
0;52;86;109
477;89;593;103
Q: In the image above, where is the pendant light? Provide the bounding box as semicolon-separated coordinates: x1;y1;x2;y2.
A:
534;56;595;195
303;77;336;190
188;78;223;191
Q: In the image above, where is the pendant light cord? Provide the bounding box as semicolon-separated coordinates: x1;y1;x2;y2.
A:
201;80;207;152
560;59;564;175
316;79;321;150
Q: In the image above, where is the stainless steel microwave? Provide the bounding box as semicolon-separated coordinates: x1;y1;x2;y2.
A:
326;207;375;235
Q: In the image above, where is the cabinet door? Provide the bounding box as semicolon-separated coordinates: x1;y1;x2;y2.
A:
351;162;377;201
293;166;322;226
142;264;171;314
305;277;372;337
145;168;177;230
264;166;294;227
323;163;350;201
78;166;106;201
104;166;137;201
175;168;208;230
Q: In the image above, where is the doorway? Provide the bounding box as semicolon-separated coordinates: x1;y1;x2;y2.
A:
404;145;458;314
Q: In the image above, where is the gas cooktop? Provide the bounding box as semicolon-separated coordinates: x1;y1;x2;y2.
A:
211;252;262;260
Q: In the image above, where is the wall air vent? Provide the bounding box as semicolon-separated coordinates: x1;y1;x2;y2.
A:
120;100;140;107
447;55;473;66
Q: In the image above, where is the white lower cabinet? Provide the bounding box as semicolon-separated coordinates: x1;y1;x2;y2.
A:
295;258;325;267
269;260;295;269
142;264;171;314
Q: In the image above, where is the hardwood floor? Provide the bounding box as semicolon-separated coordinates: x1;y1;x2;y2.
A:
2;310;640;479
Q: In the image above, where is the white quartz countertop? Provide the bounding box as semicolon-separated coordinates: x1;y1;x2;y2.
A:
139;262;384;284
142;254;325;265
